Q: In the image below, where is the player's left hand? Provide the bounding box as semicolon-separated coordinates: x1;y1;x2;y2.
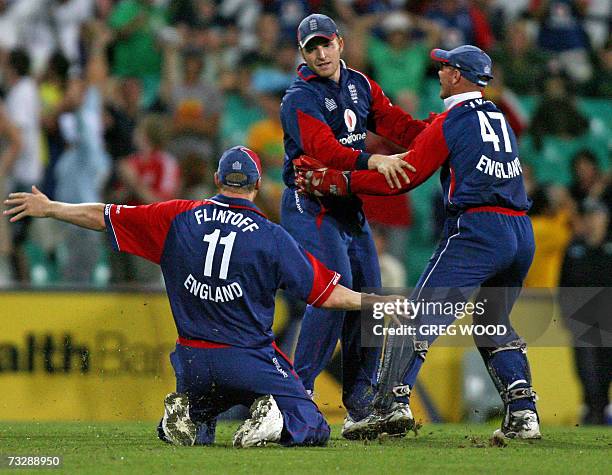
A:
293;155;351;197
295;167;350;197
369;153;416;189
3;186;52;222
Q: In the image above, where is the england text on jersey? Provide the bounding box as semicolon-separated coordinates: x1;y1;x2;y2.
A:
183;274;244;303
476;155;523;179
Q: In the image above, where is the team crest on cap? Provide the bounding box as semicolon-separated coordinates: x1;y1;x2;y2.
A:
232;161;242;170
344;109;357;133
484;64;491;74
309;18;317;30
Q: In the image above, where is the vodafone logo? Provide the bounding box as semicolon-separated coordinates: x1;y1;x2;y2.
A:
344;109;357;133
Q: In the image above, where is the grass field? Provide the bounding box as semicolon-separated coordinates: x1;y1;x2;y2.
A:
0;421;610;474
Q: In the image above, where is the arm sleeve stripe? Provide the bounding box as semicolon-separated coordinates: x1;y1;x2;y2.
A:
104;204;121;251
305;250;341;306
310;271;341;306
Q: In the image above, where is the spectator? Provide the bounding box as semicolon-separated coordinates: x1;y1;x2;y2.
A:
524;185;574;287
104;76;143;165
52;0;95;64
559;200;612;425
2;48;43;282
425;0;494;50
39;52;71;202
491;20;549;94
217;0;261;51
250;41;297;95
116;114;180;205
0;0;55;72
53;21;112;283
569;149;605;209
112;113;180;284
0;105;22;285
178;152;213;200
533;0;593;84
484;65;529;137
219;58;265;150
107;0;171;107
587;36;612;97
161;45;223;163
247;13;282;67
263;0;310;41
36;52;72;281
372;225;407;288
246;91;285;221
489;0;531;27
529;73;589;150
367;13;441;113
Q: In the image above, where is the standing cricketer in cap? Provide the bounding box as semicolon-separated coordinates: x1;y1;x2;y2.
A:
295;45;542;440
3;145;393;448
279;13;433;439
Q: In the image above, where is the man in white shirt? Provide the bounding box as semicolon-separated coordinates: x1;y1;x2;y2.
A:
3;49;42;281
4;49;42;189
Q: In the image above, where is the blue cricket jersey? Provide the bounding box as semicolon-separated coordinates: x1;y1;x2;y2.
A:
349;91;531;213
280;61;428;225
104;194;341;348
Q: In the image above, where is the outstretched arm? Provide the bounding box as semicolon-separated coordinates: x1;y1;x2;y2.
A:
4;186;105;231
296;114;449;196
320;284;363;310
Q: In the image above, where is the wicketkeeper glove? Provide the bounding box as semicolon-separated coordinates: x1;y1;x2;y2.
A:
293;155;351;197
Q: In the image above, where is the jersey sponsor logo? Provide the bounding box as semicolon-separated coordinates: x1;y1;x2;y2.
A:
324;97;337;111
272;357;289;378
476;155;523;179
339;131;367;145
348;84;358;103
183;274;244;302
344;108;357;132
104;204;112;216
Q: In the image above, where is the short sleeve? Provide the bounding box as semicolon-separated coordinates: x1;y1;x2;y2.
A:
273;226;341;306
104;200;196;264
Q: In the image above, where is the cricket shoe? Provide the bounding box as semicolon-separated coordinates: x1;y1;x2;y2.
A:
493;409;541;439
340;414;359;440
342;403;414;440
233;395;284;448
162;392;196;446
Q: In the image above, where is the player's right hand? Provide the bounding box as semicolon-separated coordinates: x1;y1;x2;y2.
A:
3;186;51;222
369;153;416;189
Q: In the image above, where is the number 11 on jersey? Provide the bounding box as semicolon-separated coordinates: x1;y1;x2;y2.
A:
203;230;236;279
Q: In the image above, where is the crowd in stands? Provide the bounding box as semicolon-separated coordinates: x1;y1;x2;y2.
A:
0;0;609;290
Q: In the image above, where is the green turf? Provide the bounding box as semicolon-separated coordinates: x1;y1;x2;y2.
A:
0;422;610;474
